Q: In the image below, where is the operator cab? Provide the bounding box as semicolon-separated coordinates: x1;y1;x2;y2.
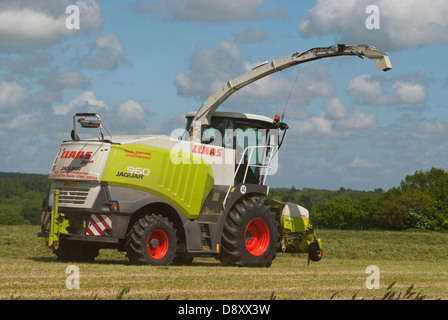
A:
185;111;288;185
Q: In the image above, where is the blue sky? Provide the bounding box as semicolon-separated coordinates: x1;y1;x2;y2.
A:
0;0;447;191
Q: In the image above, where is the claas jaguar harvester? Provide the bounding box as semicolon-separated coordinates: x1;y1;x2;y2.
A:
38;44;392;267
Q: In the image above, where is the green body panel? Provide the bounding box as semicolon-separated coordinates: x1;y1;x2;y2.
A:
281;237;309;253
280;226;319;253
101;143;215;219
280;215;309;234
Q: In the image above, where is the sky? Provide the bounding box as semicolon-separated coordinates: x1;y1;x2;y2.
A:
0;0;447;191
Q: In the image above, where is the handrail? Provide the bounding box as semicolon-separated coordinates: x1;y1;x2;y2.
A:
223;145;278;209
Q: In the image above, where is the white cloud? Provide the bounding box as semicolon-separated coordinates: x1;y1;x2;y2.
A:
242;66;335;107
0;81;27;112
291;109;377;139
135;0;265;22
351;155;381;169
25;71;88;109
347;73;426;105
289;97;377;139
174;40;244;99
337;111;378;132
292;116;335;138
53;90;107;115
0;0;102;52
44;71;87;90
174;40;384;141
1;113;33;131
97;99;155;134
87;33;126;70
283;107;309;120
412;121;447;139
116;99;147;123
235;27;267;43
324;97;346;120
0;9;65;51
174;40;335;113
392;81;426;104
347;74;393;105
298;0;448;51
0;113;35;139
75;0;103;30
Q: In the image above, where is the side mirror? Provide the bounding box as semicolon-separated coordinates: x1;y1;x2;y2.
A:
78;118;101;128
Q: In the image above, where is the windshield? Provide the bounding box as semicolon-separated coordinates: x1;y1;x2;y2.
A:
185;115;276;184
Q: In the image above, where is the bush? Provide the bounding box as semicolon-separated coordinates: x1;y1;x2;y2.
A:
0;199;30;225
313;196;362;229
312;168;448;231
0;175;48;225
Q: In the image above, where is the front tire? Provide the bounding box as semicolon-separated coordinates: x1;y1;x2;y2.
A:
125;214;178;266
218;198;279;267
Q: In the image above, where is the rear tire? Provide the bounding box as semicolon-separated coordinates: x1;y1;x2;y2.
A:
125;214;178;266
218;198;279;267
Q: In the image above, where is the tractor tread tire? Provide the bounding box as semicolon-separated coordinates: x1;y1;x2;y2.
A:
218;198;280;267
125;214;178;266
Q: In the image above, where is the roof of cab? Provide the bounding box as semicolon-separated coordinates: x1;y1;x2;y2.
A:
185;111;274;124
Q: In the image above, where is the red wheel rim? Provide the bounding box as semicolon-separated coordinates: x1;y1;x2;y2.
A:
147;229;169;259
245;218;270;256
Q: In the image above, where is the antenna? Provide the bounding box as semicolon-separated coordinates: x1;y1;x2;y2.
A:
281;70;300;121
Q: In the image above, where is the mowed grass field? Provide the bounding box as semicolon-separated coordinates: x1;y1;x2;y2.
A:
0;225;447;300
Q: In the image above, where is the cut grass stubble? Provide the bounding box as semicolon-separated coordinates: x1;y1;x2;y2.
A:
0;226;447;300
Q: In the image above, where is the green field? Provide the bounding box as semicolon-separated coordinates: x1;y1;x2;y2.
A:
0;226;447;300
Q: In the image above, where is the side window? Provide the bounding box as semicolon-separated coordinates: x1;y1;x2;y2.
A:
203;118;234;147
202;127;219;145
222;119;234;148
234;121;268;160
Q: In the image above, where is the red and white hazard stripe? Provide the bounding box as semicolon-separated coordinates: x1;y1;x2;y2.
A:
41;210;51;232
86;214;112;236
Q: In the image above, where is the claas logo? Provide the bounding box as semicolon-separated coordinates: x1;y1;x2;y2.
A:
61;150;93;160
60;149;93;165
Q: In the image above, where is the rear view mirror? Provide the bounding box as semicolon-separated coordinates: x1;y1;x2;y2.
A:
72;113;111;141
78;118;101;128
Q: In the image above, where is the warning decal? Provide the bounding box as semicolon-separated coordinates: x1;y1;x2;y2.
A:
86;214;112;236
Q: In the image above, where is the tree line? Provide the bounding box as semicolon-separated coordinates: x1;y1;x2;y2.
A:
1;168;448;231
0;173;49;225
269;167;448;231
